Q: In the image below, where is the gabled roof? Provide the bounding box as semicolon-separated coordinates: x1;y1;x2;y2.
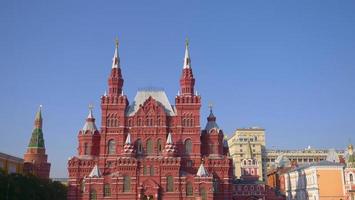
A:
196;163;209;177
88;165;101;178
126;89;176;116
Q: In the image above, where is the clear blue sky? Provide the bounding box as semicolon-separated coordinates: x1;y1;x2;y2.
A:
1;1;355;178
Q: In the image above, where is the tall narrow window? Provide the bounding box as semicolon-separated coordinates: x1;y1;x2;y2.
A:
157;139;162;154
157;118;161;126
103;184;111;197
200;187;207;200
123;176;131;192
213;178;218;192
108;139;116;155
186;182;193;196
150;166;154;176
184;139;192;154
84;143;89;155
137;139;143;154
90;189;97;200
146;139;153;154
106;118;110;127
350;173;354;182
167;176;174;192
143;165;147;175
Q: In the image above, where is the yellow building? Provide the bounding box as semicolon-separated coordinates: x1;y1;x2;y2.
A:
228;127;266;181
0;152;24;174
284;161;345;200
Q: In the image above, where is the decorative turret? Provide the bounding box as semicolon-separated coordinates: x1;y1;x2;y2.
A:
205;104;220;133
122;133;135;156
78;105;100;156
108;38;124;96
24;105;51;179
81;105;98;134
163;133;177;156
179;39;195;96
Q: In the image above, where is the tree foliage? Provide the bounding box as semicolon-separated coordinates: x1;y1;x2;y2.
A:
0;169;67;200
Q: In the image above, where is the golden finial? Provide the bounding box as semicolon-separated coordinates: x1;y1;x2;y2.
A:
115;36;119;48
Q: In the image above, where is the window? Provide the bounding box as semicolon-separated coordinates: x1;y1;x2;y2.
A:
157;139;162;154
90;189;97;200
146;139;153;154
123;176;131;192
108;139;116;155
137;139;143;154
350;173;354;182
157;118;161;126
84;143;89;155
167;176;174;192
184;139;192;154
143;165;148;175
150;166;154;176
200;187;207;200
138;118;142;126
106;118;110;127
186;182;193;196
104;184;111;197
186;160;193;167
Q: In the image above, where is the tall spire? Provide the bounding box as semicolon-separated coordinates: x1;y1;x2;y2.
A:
35;105;43;129
179;38;195;96
166;132;173;144
112;37;120;69
29;105;45;148
108;37;124;96
125;133;132;145
183;38;191;69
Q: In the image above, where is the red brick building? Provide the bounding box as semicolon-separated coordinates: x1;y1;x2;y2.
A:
67;40;233;200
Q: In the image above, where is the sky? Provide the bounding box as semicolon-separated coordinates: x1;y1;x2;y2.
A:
1;1;355;178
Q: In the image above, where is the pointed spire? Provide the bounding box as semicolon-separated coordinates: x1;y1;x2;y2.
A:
196;162;209;177
82;105;97;133
125;133;132;145
166;133;173;144
89;164;101;178
183;38;191;69
205;103;219;133
87;104;94;119
29;106;45;148
112;37;120;69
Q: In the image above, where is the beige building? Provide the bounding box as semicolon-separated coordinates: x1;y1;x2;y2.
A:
228;127;266;181
284;161;345;200
0;152;24;174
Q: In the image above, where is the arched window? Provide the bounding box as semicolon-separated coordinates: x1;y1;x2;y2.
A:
84;143;89;155
157;139;162;154
103;184;110;197
106;118;110;127
143;165;148;175
146;139;153;154
167;175;174;192
90;189;97;200
123;176;131;192
350;173;354;182
182;118;186;126
200;187;207;200
157;118;161;126
184;139;192;154
137;139;143;154
150;166;154;176
138;118;142;126
186;182;193;196
108;139;116;155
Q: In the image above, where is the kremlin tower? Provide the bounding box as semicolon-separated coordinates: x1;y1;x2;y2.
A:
23;106;51;179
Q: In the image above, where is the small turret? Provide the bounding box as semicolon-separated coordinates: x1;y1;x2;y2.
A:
122;133;135;156
163;133;177;156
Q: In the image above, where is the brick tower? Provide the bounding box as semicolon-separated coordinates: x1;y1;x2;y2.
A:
67;39;233;200
23;105;51;179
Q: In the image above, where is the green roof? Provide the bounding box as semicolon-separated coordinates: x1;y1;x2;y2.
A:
28;128;45;148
